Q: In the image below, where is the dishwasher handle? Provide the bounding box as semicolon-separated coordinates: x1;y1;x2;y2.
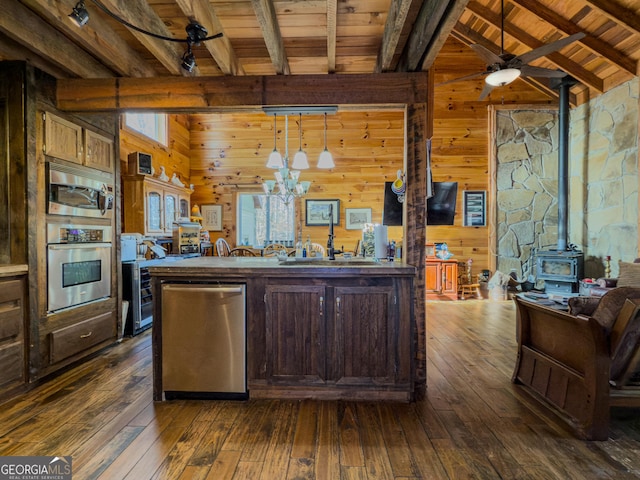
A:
162;285;244;294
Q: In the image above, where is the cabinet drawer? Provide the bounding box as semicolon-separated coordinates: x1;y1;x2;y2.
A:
0;279;23;342
0;341;23;386
50;312;115;364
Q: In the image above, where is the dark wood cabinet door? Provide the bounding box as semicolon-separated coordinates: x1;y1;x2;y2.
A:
332;285;404;386
265;284;326;384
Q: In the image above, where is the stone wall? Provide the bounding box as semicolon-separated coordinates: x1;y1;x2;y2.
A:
495;108;560;280
569;78;639;278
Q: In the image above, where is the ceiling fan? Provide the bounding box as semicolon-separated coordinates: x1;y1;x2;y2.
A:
441;0;585;100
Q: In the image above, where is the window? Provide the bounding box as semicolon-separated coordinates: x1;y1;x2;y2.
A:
237;194;295;247
123;113;167;146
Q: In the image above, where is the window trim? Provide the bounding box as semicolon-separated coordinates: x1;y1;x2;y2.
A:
121;113;168;147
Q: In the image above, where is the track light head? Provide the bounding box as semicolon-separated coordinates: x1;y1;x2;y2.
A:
69;1;89;27
181;44;196;72
186;22;208;46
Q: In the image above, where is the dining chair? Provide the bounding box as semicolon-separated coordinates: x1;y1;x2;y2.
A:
215;238;231;256
229;247;257;257
263;243;287;256
310;243;325;257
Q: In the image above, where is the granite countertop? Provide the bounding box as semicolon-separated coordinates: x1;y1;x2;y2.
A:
147;256;416;277
0;264;29;277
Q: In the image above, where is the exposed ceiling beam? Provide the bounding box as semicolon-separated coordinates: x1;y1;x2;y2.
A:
0;32;70;79
21;0;157;78
251;0;290;75
326;0;337;73
98;0;196;76
376;0;415;73
584;0;640;36
397;0;453;72
420;0;471;70
0;0;113;78
56;73;429;111
512;0;636;75
175;0;244;75
465;0;603;92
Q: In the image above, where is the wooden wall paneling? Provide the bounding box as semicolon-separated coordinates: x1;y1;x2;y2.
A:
188;110;406;250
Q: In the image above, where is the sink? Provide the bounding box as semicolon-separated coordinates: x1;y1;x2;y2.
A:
278;257;380;266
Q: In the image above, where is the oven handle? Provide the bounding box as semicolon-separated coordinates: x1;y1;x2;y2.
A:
47;242;112;250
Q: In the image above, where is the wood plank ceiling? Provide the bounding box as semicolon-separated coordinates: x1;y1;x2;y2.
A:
0;0;638;104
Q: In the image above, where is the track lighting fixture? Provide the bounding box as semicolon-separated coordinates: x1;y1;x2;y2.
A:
69;1;89;27
68;0;222;72
181;42;196;72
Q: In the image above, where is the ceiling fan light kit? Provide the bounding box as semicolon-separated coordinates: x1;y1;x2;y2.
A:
485;68;521;87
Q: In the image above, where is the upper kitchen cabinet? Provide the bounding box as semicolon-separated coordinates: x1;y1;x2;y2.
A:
84;129;114;172
123;175;191;236
43;112;114;173
43;112;82;164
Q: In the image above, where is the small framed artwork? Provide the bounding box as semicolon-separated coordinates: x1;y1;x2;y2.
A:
425;243;436;258
305;199;340;226
463;190;486;227
201;204;223;231
345;208;372;230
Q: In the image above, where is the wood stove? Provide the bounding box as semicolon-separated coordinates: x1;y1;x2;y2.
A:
536;250;584;294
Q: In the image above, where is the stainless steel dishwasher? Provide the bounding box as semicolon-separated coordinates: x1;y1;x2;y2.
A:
161;283;247;400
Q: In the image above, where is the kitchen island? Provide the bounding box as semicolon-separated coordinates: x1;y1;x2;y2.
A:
149;256;416;401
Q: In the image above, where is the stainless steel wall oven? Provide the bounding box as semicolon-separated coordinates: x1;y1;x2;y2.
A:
47;224;112;312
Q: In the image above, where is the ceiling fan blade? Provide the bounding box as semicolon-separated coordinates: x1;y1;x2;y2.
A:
478;82;495;101
520;65;567;79
470;44;503;66
436;71;488;86
515;32;586;65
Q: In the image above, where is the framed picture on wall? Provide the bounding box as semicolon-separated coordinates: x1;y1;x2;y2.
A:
305;199;340;226
463;191;486;227
345;208;372;230
201;204;223;231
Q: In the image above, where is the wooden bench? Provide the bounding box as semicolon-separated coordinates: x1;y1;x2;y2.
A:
512;293;640;440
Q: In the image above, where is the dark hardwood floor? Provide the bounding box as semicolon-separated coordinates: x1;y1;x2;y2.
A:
2;300;640;479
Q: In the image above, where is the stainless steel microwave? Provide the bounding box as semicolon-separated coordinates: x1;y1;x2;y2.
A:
47;161;114;218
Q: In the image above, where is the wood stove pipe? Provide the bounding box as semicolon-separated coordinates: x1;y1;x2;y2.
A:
555;76;577;251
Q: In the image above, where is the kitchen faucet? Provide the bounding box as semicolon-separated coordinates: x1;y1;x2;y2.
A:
327;203;335;260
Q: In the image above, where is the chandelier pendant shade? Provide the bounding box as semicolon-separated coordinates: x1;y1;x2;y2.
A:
317;113;335;169
262;107;336;204
266;115;284;169
291;113;309;170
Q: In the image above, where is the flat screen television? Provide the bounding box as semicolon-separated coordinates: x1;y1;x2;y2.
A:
383;181;403;226
427;182;457;225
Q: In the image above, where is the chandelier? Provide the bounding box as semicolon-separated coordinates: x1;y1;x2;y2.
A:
262;106;337;204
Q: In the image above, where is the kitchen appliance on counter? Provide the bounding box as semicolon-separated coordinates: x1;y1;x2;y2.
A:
172;221;201;255
161;283;247;400
121;234;137;262
47;223;112;312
